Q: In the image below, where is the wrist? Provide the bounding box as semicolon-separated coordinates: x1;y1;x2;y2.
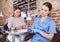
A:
15;27;16;30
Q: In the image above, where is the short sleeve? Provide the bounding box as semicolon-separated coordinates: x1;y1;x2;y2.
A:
48;20;57;34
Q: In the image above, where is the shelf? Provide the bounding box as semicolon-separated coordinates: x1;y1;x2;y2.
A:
29;1;36;4
18;2;28;6
29;0;36;2
17;0;26;3
13;0;36;11
17;1;26;5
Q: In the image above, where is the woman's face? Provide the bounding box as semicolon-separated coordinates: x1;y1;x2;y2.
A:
40;5;50;17
14;9;21;17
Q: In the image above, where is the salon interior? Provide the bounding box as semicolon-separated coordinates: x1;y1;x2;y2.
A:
0;0;60;42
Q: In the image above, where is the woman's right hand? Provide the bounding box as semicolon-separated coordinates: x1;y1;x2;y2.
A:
11;27;16;30
15;25;21;30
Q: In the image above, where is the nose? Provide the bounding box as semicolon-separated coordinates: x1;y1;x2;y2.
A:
40;10;44;14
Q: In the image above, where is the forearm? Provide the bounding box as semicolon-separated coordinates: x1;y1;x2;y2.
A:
39;31;54;40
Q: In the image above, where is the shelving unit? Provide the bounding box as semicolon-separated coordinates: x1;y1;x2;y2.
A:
13;0;36;11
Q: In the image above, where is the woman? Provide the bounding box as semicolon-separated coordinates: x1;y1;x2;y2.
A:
28;2;57;42
7;7;27;42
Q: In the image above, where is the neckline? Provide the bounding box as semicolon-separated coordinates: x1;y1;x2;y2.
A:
39;16;49;23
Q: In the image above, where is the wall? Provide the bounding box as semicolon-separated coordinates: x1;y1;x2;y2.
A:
0;0;14;25
1;0;14;17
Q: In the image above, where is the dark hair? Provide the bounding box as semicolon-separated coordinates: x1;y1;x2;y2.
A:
43;2;52;11
13;6;21;17
14;6;21;11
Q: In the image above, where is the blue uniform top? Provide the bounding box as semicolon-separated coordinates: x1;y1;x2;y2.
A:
30;16;57;42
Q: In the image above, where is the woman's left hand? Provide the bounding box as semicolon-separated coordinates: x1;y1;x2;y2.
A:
22;25;27;29
15;25;21;30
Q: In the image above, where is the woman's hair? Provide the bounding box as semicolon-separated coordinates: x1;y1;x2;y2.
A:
14;6;21;11
13;7;21;17
43;2;52;11
43;2;52;16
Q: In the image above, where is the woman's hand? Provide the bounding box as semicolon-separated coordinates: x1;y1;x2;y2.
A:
15;25;21;30
28;27;40;33
11;27;16;30
22;25;27;29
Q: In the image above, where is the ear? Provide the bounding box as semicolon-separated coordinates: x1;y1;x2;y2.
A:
48;11;51;16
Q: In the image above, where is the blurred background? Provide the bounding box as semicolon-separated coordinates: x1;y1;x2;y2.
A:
0;0;60;42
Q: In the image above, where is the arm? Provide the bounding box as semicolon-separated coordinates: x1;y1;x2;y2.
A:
38;20;57;40
15;25;21;30
29;20;57;40
15;17;27;30
39;31;54;40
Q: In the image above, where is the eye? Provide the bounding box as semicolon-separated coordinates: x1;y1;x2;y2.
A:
41;9;43;10
16;11;18;13
16;11;20;13
40;9;43;11
44;10;47;12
